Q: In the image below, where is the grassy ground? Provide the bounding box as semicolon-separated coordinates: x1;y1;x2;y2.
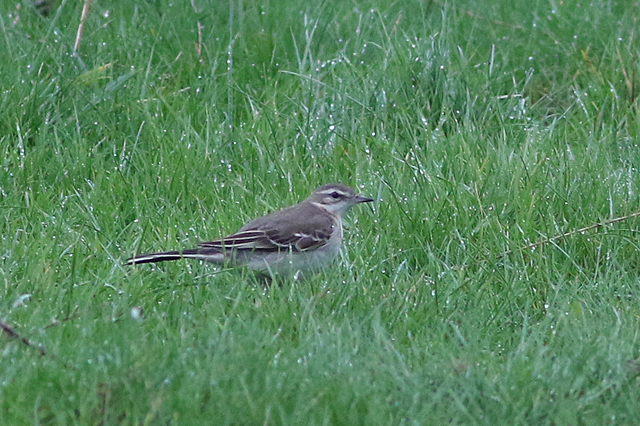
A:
2;0;640;424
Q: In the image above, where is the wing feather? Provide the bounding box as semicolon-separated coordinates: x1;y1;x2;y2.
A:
197;203;335;252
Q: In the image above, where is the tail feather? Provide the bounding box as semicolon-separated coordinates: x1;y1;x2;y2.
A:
126;248;224;265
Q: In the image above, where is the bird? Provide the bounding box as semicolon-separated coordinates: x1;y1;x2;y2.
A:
126;183;373;278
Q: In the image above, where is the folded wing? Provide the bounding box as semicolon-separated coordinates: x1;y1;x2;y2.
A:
197;203;335;253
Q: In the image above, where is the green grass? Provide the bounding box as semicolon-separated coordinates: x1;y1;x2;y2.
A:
2;0;640;424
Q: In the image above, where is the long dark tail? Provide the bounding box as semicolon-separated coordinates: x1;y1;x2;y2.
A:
126;248;223;265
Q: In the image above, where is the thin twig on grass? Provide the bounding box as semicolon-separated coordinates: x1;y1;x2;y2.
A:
0;321;46;356
74;0;92;53
501;211;640;257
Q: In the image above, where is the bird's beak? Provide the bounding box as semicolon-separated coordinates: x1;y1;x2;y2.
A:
355;195;374;204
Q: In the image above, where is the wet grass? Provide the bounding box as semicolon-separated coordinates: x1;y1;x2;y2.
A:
2;0;640;424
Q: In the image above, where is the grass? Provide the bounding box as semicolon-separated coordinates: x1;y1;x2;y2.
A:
2;0;640;424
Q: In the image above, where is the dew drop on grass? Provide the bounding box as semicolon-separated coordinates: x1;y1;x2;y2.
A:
130;306;142;320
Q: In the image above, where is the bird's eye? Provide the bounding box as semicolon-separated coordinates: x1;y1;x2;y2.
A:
330;191;341;198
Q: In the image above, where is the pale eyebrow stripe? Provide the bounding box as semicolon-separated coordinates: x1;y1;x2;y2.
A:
317;189;348;195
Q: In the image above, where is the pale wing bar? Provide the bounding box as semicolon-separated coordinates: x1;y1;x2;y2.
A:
196;227;331;252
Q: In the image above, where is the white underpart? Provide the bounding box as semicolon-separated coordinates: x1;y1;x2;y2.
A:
246;220;343;276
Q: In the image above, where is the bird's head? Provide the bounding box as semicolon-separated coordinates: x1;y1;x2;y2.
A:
307;183;373;216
